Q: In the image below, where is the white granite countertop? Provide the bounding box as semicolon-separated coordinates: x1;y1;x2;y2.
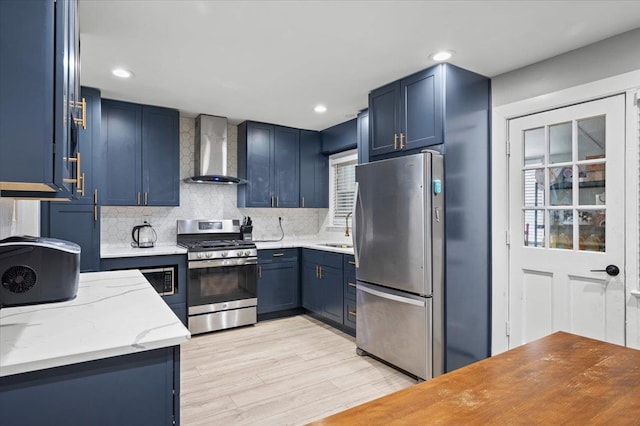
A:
254;239;355;255
101;244;187;258
0;270;190;377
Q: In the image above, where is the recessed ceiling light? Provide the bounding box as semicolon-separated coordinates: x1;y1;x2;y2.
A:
112;68;133;78
430;50;454;61
314;104;327;113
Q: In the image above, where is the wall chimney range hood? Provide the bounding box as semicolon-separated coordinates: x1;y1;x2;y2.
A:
185;114;246;184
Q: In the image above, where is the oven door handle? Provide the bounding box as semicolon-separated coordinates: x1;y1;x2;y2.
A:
188;258;258;269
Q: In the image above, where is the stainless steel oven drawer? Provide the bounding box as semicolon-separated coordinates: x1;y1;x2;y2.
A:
356;281;432;380
189;306;256;335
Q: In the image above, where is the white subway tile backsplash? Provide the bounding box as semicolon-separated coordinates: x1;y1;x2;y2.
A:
101;117;326;246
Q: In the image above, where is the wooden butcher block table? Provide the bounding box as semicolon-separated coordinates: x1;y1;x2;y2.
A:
309;332;640;425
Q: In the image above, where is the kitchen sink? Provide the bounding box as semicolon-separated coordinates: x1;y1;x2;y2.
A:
320;243;353;248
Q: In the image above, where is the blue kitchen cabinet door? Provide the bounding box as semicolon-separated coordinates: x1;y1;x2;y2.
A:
320;265;344;324
238;122;274;207
301;261;323;314
368;80;400;158
0;0;77;197
400;66;443;150
274;126;300;208
142;106;180;206
46;204;100;272
257;260;300;314
0;347;177;426
299;130;328;208
101;100;143;205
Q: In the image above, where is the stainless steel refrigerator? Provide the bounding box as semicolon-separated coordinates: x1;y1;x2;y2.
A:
353;151;444;380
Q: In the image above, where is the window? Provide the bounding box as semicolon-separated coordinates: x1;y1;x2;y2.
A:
329;150;357;227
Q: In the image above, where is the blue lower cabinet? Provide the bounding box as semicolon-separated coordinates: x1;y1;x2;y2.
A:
343;254;356;332
301;249;344;325
0;347;179;426
44;203;100;272
257;250;300;315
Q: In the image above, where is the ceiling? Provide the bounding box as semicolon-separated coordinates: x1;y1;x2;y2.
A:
79;1;640;131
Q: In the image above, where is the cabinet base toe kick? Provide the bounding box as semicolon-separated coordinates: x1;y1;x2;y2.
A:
188;305;257;335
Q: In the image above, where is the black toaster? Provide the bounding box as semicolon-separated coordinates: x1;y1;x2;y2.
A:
0;236;80;308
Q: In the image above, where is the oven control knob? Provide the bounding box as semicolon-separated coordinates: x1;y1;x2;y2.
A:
244;250;251;256
206;252;213;258
221;251;228;258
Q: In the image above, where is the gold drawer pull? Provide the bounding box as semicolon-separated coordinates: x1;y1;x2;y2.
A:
258;266;262;278
394;133;399;150
348;261;356;265
63;151;84;196
348;311;357;317
399;133;405;149
72;97;87;130
272;253;285;257
348;282;356;288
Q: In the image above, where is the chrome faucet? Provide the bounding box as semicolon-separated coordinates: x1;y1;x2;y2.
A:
345;212;352;237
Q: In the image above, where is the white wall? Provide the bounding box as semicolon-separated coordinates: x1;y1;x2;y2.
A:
491;29;640;352
101;117;331;246
492;28;640;107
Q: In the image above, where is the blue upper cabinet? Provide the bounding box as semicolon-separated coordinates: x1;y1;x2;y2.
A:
369;65;443;160
0;0;79;197
299;130;328;208
369;81;400;158
238;122;300;208
320;119;357;155
101;100;179;206
101;100;143;206
273;126;300;208
142;106;180;206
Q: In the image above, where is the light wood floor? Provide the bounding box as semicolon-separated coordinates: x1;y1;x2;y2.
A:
181;315;417;425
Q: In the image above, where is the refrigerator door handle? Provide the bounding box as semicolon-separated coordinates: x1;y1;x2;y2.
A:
352;181;360;268
356;284;426;307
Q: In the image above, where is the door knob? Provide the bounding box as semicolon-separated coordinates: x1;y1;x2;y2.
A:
590;265;620;276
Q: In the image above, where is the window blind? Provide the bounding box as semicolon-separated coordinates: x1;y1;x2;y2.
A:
332;158;356;226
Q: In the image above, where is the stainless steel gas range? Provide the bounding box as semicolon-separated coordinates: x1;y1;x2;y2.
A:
177;219;257;335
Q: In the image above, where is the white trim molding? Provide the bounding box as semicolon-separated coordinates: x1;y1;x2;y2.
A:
491;69;640;354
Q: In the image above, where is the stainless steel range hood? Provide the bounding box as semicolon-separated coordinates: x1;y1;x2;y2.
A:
185;114;246;184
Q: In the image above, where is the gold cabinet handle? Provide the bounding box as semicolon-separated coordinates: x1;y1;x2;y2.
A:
93;189;98;222
301;196;305;208
64;151;84;196
394;133;399;150
137;192;141;205
348;282;356;288
72;97;87;130
272;253;284;257
319;266;323;279
348;311;357;317
258;266;262;278
316;265;319;278
276;196;279;207
144;191;148;205
348;261;356;265
399;133;405;149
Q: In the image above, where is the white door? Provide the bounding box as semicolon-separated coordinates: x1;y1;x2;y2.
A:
508;94;626;348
